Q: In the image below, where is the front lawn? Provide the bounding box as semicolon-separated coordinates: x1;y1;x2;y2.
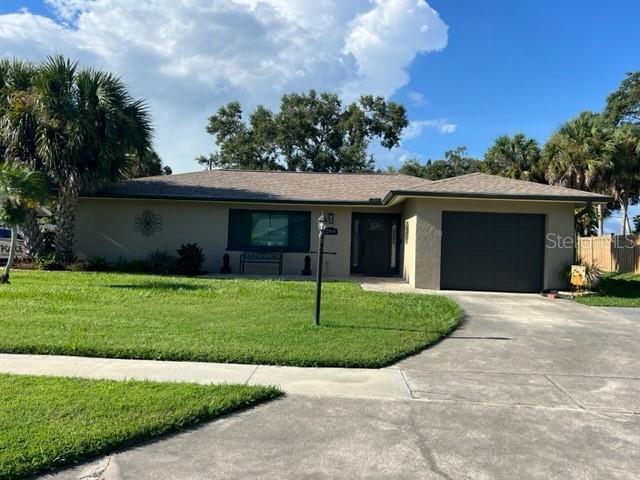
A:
575;272;640;307
0;271;462;367
0;374;279;479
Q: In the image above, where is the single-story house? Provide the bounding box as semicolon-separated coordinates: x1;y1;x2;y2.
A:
76;170;608;292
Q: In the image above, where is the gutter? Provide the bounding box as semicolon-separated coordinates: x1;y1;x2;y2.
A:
382;190;612;205
83;190;611;207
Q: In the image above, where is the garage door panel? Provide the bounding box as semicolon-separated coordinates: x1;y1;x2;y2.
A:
441;212;544;293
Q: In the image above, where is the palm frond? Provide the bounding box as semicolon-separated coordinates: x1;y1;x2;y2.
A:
0;162;49;210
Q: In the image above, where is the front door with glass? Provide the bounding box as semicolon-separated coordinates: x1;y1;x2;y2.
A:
350;213;400;276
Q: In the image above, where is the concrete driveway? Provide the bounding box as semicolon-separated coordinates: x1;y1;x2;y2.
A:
597;306;640;326
400;292;640;408
44;293;640;480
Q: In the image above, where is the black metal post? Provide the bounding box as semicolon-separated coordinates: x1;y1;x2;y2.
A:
314;229;325;326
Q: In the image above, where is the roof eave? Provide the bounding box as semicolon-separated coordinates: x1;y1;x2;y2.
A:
81;190;611;206
383;190;611;204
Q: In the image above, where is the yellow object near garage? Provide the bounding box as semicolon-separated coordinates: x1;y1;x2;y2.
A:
570;265;587;287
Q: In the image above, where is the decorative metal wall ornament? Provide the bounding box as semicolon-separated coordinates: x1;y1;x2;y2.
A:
134;210;163;237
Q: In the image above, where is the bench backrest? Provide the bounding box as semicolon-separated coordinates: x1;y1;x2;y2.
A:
242;249;283;261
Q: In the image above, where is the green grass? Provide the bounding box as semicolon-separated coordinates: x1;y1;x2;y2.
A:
0;374;280;480
0;270;462;368
575;272;640;307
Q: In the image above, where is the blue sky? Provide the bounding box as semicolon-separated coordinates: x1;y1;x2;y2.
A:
403;0;640;233
398;0;640;160
1;1;638;164
0;1;638;232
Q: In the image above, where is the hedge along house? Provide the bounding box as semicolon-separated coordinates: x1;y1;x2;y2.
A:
75;170;609;293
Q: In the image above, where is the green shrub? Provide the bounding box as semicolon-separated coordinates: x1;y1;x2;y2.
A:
36;254;66;271
66;262;89;272
112;258;149;274
175;243;205;276
147;250;175;274
125;259;150;274
86;256;110;272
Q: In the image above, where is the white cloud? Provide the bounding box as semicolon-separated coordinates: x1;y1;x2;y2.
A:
438;123;457;134
404;119;457;140
407;90;427;106
368;142;421;167
44;0;91;22
342;0;447;98
0;0;448;172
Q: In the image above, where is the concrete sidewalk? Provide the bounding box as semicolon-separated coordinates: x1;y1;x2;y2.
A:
0;353;412;400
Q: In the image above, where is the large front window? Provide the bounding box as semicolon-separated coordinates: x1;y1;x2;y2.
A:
250;212;289;247
228;209;311;252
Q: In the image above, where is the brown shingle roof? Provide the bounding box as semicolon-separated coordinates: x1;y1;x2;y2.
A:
98;170;432;204
386;173;610;202
94;170;609;204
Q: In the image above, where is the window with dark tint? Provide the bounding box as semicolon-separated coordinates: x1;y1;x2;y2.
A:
228;209;311;252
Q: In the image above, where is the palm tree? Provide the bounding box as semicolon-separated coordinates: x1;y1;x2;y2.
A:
540;112;611;191
484;133;541;180
1;56;153;261
122;149;167;178
0;59;39;168
0;59;45;256
605;124;640;235
30;56;152;261
0;162;48;283
540;112;612;235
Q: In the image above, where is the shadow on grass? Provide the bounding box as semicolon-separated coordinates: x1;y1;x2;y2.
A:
109;282;208;291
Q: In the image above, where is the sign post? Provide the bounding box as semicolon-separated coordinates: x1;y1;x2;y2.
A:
314;214;326;326
313;214;338;326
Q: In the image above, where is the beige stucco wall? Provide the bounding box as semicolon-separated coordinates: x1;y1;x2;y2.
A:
403;197;576;290
401;206;418;287
75;198;399;276
76;196;575;290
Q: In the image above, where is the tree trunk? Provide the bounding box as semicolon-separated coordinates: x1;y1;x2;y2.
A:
621;195;629;236
1;226;19;284
54;173;79;263
22;208;43;259
597;204;604;236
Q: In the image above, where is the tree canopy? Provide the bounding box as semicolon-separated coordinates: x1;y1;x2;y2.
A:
396;70;640;235
399;147;483;180
201;90;408;172
123;150;172;179
605;72;640;126
483;133;541;181
0;55;159;260
0;162;48;282
399;134;542;182
605;124;640;234
539;112;611;191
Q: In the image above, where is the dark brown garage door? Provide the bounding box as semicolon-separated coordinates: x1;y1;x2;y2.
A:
441;212;545;293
